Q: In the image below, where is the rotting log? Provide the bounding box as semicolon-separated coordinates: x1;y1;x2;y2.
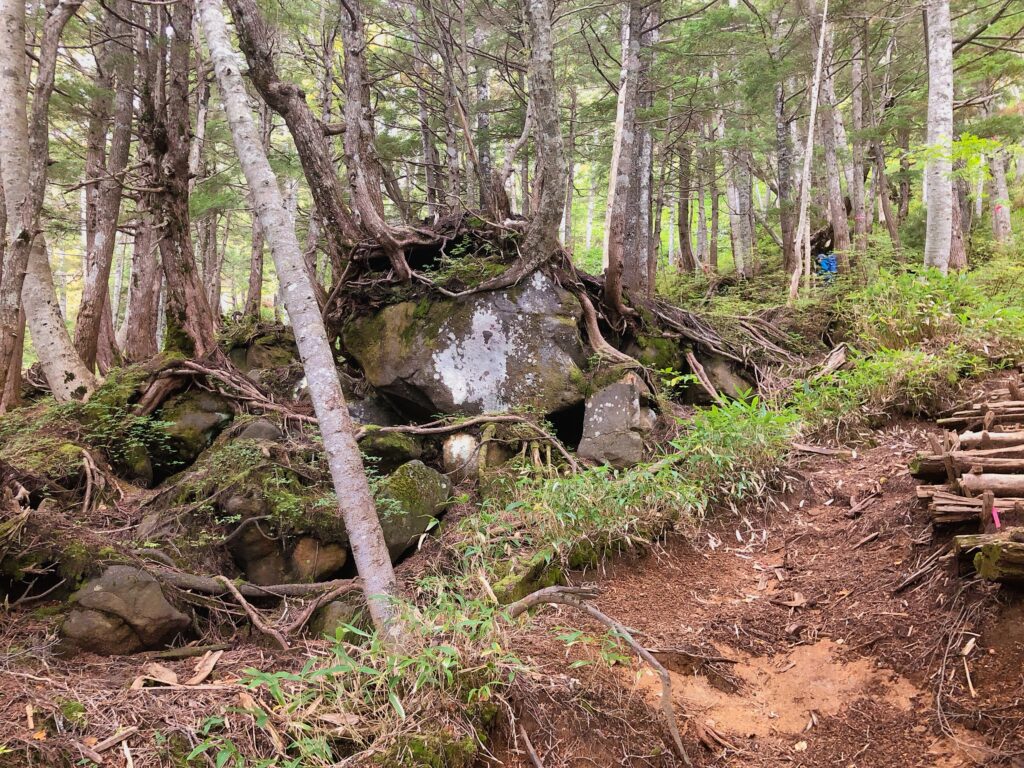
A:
954;528;1024;582
960;473;1024;497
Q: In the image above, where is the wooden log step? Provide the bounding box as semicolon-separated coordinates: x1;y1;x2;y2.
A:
959;430;1024;449
910;445;1024;480
937;411;1024;428
917;484;956;500
954;528;1024;582
960;473;1024;497
930;496;1024;526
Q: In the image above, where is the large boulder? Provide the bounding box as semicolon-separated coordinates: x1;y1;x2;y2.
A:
343;272;587;417
376;460;451;560
61;566;190;655
577;372;656;468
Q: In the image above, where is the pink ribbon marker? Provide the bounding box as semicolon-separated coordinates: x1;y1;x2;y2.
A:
992;506;1002;530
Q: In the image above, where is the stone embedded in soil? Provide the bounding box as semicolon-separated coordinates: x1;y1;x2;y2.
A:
359;430;423;474
377;460;452;560
156;390;234;470
577;372;655;468
61;566;190;655
290;537;347;581
235;419;285;442
343;271;587;417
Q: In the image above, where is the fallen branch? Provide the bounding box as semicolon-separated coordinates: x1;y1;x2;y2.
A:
217;575;289;650
151;567;359;599
685;350;724;406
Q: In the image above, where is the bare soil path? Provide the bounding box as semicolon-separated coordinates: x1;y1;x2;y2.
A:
515;423;1024;767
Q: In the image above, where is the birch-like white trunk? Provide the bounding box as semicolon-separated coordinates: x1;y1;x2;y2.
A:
923;0;954;273
198;0;400;633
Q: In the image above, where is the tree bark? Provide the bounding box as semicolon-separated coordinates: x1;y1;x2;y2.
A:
924;0;954;273
74;0;135;371
224;0;360;281
850;25;868;255
677;143;696;271
0;0;96;401
121;213;161;362
198;0;401;633
990;149;1013;244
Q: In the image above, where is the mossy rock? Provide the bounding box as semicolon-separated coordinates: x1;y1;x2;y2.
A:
154;390;233;471
309;596;369;643
360;430;423;474
628;333;682;371
492;549;565;604
376;460;451;561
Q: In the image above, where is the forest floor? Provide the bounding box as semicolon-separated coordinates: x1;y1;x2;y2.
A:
2;412;1023;767
506;415;1024;767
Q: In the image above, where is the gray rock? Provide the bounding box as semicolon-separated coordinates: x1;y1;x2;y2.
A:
376;460;451;560
61;566;190;655
702;354;754;400
346;395;403;427
236;419;285;442
227;520;288;586
343;271;587;417
577;372;655;468
442;432;481;484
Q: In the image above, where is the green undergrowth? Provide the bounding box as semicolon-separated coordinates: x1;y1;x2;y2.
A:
187;593;521;768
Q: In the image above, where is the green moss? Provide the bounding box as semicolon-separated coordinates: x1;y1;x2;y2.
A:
632;334;681;370
379;729;477;768
57;700;88;729
492;549;565;603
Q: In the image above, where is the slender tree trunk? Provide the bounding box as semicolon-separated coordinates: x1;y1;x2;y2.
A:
563;88;577;250
199;0;400;633
924;0;954;273
697;154;708;265
950;193;968;270
244;104;271;318
604;0;641;313
775;79;797;272
677;143;696;271
850;25;868;255
474;27;492;211
990;149;1013;244
414;17;440;222
0;0;96;400
585;138;598;251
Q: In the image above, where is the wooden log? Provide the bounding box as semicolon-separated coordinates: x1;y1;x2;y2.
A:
959;430;1024;449
954;528;1024;582
930;496;1024;526
909;445;1024;480
960;473;1024;497
917;484;956;500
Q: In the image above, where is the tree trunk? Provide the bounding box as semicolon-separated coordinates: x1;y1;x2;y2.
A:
0;0;96;400
775;79;797;273
519;0;566;266
224;0;360;280
563;88;576;251
806;0;850;270
924;0;954;274
850;24;868;255
677;144;696;271
121;213;161;362
603;0;642;313
990;149;1013;244
198;0;401;634
137;0;221;358
74;0;135;371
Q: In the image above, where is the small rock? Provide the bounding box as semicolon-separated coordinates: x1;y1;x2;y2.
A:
156;390;233;470
577;372;655;468
443;433;479;484
290;537;348;582
310;597;367;641
61;566;189;655
236;419;284;442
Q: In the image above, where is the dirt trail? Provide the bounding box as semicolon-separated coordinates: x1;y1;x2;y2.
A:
519;423;1024;767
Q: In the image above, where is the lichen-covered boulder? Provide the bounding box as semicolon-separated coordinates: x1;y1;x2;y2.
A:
235;418;284;442
577;372;655;468
228;327;298;372
61;566;190;655
376;460;451;560
343;272;587;417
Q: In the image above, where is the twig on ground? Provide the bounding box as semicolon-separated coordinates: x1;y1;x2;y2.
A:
518;725;545;768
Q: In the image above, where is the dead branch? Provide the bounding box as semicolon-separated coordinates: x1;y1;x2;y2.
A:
217;575;289;650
